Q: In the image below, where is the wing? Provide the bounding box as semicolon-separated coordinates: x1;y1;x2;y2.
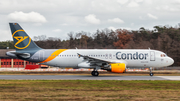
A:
77;53;127;73
78;53;110;63
77;53;125;67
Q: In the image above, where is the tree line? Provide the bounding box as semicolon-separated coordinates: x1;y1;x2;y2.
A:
1;25;180;66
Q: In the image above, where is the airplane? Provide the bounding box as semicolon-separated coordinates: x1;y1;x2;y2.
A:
6;23;174;76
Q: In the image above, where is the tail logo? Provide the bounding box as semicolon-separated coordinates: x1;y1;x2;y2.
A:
12;30;31;49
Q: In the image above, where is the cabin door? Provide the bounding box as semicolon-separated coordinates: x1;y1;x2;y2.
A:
150;51;155;61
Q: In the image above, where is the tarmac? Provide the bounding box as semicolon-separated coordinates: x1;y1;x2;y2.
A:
0;75;180;80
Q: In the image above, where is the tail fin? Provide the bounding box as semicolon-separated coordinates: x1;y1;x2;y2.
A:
9;23;41;52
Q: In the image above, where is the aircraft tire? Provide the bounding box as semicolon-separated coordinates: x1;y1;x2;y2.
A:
91;71;94;76
150;73;153;76
91;71;99;76
94;71;99;76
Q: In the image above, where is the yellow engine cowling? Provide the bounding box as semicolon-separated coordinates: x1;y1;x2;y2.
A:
108;63;126;73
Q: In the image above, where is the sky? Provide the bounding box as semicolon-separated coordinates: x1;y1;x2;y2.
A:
0;0;180;41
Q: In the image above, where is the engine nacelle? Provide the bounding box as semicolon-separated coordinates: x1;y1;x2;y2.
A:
104;63;126;73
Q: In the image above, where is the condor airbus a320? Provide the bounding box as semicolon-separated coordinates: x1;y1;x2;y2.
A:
6;23;174;76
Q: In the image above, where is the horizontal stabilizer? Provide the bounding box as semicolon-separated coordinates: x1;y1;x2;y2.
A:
10;51;30;59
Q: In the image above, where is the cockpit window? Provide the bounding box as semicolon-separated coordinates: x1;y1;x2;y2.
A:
161;54;167;57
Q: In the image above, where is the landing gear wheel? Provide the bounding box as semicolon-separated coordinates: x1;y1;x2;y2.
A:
149;67;154;77
94;71;99;76
150;73;153;76
91;71;99;76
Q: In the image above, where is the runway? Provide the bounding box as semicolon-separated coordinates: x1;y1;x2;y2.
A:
0;75;180;80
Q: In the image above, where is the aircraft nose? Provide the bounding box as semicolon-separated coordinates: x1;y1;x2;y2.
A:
168;57;174;65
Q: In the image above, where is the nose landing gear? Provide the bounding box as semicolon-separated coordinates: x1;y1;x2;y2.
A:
149;67;154;76
150;73;154;76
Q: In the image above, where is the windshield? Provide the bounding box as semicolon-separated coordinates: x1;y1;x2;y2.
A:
161;54;167;57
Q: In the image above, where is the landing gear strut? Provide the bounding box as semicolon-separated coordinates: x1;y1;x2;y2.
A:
91;69;99;76
149;67;154;76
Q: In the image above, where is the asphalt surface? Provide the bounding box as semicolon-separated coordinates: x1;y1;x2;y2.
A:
0;75;180;80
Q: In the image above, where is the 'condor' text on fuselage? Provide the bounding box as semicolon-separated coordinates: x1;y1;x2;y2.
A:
116;52;148;60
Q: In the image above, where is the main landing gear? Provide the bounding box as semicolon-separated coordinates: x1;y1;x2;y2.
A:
149;67;154;76
91;69;99;76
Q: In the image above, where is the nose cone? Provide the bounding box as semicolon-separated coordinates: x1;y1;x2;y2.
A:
168;57;174;66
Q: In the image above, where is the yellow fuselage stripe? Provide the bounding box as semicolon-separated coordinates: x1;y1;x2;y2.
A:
39;49;67;63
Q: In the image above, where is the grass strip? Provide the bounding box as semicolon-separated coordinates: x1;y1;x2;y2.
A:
0;80;180;100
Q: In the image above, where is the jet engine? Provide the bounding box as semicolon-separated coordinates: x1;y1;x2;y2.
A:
104;63;126;73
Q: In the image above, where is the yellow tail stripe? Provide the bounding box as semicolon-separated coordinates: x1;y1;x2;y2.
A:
39;49;67;63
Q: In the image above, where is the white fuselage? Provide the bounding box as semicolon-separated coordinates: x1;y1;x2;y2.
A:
39;49;174;68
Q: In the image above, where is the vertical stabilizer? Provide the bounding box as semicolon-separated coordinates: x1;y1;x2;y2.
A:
9;23;41;52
